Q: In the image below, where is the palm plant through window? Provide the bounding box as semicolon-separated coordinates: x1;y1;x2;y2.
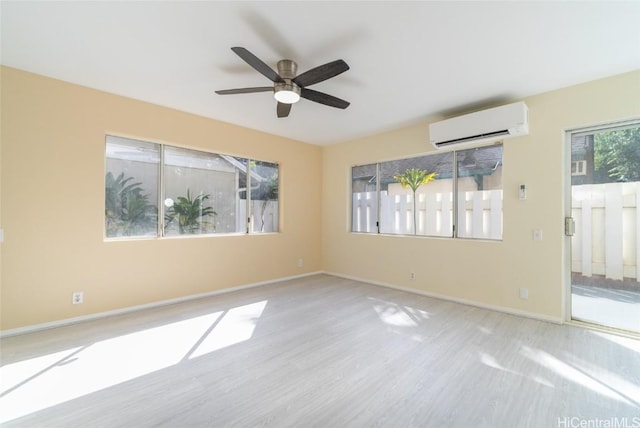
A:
393;168;436;235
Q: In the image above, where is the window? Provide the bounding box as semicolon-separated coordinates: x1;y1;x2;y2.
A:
351;144;503;240
379;152;453;236
105;136;160;238
163;147;236;236
249;160;279;233
351;163;378;233
456;145;503;239
105;135;279;239
571;160;587;176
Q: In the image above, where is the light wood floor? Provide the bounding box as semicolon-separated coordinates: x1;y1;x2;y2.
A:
1;274;639;427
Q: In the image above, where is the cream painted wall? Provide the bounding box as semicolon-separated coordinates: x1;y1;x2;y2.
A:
322;70;640;320
0;67;322;330
2;67;638;331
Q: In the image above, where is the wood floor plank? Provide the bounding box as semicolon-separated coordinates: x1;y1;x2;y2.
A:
1;274;639;427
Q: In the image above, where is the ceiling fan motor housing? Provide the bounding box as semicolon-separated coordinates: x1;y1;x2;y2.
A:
277;60;297;79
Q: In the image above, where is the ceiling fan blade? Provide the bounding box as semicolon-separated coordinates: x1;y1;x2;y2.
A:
277;102;292;118
301;88;350;109
293;59;349;87
231;47;282;83
215;87;273;95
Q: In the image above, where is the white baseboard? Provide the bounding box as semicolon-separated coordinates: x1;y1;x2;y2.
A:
0;271;323;338
323;271;564;325
1;270;563;338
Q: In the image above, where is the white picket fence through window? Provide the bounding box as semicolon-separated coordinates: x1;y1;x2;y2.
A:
352;189;503;240
353;182;640;282
571;182;640;281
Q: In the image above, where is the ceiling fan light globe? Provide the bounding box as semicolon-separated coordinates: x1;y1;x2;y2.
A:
274;83;301;104
274;90;300;104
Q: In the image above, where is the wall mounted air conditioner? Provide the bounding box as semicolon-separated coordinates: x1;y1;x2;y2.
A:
429;101;529;149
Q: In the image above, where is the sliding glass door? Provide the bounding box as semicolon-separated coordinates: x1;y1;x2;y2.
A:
568;121;640;333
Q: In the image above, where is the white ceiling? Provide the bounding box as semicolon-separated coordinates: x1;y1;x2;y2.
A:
2;1;639;146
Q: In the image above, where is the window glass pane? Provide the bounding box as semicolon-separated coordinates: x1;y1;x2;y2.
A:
163;147;236;236
105;136;159;238
456;145;503;240
572;126;640;185
249;160;279;233
352;164;378;233
217;155;246;234
380;152;453;236
221;155;249;233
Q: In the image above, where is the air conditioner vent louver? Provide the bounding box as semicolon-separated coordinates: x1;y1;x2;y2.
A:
429;102;529;149
435;130;510;148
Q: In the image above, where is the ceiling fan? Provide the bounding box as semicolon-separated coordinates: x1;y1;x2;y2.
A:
215;47;350;118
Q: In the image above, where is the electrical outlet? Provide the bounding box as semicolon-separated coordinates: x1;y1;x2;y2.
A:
533;229;543;241
519;288;529;300
72;291;84;304
410;272;415;280
298;259;304;268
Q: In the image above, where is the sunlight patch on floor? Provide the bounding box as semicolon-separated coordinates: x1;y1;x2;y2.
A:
479;351;555;388
0;301;267;424
480;352;516;374
369;297;430;328
563;352;640;406
0;347;84;397
373;305;418;327
590;331;640;353
189;300;267;359
521;345;637;406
